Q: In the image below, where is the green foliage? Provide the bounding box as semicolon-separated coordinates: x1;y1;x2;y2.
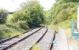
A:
0;9;8;24
43;11;52;25
50;1;77;24
0;1;45;39
0;24;24;40
25;1;44;27
6;14;14;23
11;1;44;28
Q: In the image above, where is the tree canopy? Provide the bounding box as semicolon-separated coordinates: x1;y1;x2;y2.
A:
50;0;78;24
9;1;44;28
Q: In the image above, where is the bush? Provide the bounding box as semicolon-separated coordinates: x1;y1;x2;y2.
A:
18;21;29;30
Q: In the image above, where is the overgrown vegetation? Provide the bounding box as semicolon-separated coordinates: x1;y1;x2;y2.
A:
11;1;44;28
0;1;45;40
50;0;79;28
0;0;79;40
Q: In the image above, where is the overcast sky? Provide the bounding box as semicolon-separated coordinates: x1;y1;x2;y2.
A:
0;0;55;12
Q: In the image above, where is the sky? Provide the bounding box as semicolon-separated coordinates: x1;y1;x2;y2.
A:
0;0;55;12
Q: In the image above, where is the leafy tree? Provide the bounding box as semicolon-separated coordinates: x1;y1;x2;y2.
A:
50;0;78;24
10;1;44;28
0;9;8;24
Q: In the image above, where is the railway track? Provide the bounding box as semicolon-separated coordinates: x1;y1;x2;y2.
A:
29;28;56;50
0;27;55;50
9;27;48;50
0;27;43;50
50;31;57;50
0;27;40;44
29;28;48;50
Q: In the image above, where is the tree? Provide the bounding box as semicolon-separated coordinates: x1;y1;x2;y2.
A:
50;0;77;24
10;0;44;28
0;9;8;24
